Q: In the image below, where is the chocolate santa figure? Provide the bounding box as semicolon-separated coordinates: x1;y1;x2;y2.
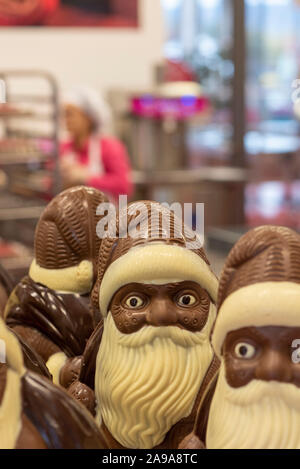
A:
180;225;300;449
0;317;106;449
5;186;108;384
70;201;219;449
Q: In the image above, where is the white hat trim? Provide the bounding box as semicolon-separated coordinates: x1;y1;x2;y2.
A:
99;243;218;316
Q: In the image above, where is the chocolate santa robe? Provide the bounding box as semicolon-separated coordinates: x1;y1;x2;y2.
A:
0;363;106;449
5;275;96;361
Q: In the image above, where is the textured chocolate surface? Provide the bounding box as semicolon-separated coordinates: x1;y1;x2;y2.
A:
76;322;220;449
218;226;300;308
92;200;212;311
6;276;95;360
34;186;108;276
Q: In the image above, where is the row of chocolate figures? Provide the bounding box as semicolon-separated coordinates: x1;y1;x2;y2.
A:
1;185;299;449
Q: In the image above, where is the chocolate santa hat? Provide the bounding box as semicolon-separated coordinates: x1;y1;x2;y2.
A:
92;200;218;317
212;225;300;355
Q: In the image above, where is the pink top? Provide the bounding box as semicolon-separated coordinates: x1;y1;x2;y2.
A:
60;137;133;200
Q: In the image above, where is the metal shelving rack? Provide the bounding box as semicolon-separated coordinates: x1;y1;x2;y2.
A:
0;70;60;279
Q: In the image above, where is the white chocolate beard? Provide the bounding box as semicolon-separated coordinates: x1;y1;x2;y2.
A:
95;312;214;449
206;363;300;449
0;369;22;449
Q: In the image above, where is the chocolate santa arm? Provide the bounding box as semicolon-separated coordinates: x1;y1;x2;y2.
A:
0;263;14;317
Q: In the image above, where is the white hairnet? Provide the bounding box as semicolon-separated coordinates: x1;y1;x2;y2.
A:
64;85;112;134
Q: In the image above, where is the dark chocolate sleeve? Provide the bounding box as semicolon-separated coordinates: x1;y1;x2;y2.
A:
13;330;52;379
22;371;106;449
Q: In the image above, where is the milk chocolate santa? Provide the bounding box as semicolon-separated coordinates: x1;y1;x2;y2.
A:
5;186;108;383
180;225;300;449
0;317;106;449
69;200;219;449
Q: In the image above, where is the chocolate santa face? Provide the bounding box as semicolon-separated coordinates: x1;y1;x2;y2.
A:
91;201;219;449
205;226;300;450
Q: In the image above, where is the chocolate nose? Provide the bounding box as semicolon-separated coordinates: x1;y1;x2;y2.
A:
146;297;177;327
255;349;292;383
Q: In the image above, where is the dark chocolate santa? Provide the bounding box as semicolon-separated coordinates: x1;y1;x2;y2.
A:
0;317;106;449
69;201;219;449
4;186;108;384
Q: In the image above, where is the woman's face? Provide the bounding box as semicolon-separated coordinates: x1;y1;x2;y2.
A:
64;103;93;137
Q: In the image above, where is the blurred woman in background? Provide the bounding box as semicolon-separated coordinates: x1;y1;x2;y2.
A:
61;86;133;202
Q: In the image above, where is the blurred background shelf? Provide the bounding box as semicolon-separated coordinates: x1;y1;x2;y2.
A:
0;71;60;279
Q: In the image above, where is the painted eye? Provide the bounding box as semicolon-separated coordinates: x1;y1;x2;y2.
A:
177;294;197;307
125;296;144;309
234;342;256;359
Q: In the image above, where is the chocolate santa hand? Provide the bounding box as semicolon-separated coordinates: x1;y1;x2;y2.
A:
0;317;105;449
178;433;205;449
68;380;96;416
60;356;83;389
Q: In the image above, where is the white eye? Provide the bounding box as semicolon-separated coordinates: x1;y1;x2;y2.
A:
125;296;144;309
177;294;197;307
234;342;256;359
